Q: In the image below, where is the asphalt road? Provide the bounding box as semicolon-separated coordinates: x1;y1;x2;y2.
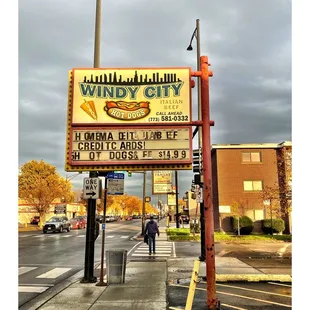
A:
19;219;292;308
18;219;142;308
168;281;292;309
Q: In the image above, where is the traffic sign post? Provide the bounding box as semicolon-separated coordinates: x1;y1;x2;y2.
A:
81;172;99;284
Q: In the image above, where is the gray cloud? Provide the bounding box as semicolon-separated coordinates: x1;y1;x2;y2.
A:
19;0;291;200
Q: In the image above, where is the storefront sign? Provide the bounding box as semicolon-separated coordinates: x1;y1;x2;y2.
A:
69;127;191;165
152;170;173;194
69;68;191;124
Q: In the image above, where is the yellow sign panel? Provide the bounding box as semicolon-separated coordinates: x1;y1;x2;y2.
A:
168;193;176;206
70;68;191;124
152;171;173;194
69;127;191;165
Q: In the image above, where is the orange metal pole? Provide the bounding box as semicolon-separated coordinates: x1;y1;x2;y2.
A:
200;55;219;309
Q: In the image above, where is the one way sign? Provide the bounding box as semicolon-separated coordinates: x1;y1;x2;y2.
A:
83;177;102;200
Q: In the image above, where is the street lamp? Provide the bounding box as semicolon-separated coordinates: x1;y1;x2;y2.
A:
66;172;82;181
187;19;205;262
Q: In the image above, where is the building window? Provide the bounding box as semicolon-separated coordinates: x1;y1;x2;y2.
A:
242;152;261;163
243;180;263;191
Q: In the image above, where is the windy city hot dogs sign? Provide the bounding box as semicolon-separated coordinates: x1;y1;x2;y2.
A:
70;68;191;124
66;67;193;171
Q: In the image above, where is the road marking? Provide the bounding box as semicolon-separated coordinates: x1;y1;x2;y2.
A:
19;234;35;238
19;286;50;293
217;250;231;257
33;235;45;238
36;268;71;279
120;236;129;238
19;267;37;276
106;235;115;238
77;235;85;238
169;284;291;308
278;243;291;256
217;283;291;298
268;282;292;288
172;242;176;257
61;235;73;238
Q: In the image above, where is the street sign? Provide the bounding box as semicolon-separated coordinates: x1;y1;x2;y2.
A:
101;223;106;230
107;172;124;195
83;177;102;199
54;204;66;214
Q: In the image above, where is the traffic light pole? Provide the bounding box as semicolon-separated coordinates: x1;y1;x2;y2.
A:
200;56;219;309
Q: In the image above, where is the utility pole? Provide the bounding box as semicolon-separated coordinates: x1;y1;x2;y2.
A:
81;0;102;283
187;19;205;261
200;56;219;309
196;19;206;262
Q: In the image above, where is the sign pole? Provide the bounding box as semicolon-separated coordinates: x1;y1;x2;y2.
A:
175;170;179;228
96;174;108;286
81;171;98;283
142;171;146;235
200;56;219;309
81;0;101;284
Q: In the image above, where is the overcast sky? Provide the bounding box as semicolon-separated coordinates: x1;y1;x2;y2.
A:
18;0;292;203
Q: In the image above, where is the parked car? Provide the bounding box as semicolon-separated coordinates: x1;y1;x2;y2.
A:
43;216;71;233
70;216;86;229
105;216;114;222
126;216;133;221
30;216;40;225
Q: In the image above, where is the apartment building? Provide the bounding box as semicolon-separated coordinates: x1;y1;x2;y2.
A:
211;141;292;233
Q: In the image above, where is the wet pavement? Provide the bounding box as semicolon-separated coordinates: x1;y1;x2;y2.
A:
19;226;292;310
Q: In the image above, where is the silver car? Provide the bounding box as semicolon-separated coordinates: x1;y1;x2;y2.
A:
43;216;71;233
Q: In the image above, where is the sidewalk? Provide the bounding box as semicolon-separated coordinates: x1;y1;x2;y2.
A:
23;226;292;310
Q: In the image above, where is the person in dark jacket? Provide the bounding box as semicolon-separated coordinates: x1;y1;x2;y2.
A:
144;216;160;255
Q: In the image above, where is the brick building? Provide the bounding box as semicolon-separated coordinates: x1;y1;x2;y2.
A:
211;141;292;233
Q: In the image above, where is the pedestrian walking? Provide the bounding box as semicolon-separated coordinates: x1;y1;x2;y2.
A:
144;216;160;255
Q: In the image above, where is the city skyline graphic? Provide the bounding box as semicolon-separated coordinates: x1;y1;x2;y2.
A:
82;70;183;86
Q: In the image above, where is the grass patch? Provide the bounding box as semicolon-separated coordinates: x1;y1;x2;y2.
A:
166;228;291;243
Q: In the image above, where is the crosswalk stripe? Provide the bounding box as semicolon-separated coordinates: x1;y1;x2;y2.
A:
61;235;73;238
33;235;45;238
106;236;115;238
36;268;71;279
77;235;85;238
132;253;170;256
19;267;38;276
19;286;49;293
120;236;129;238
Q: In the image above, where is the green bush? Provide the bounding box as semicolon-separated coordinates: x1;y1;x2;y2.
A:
262;218;285;234
232;216;254;235
166;228;190;236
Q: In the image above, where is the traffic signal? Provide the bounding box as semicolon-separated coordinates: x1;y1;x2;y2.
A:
193;148;202;173
128;171;132;177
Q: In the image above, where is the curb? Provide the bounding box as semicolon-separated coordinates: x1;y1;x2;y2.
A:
213;274;292;283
